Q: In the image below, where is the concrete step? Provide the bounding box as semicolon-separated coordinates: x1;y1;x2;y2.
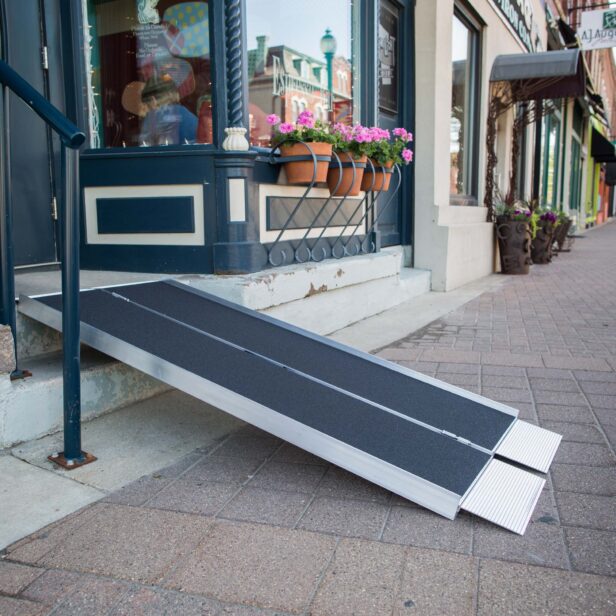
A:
181;248;431;335
263;266;431;335
0;347;168;448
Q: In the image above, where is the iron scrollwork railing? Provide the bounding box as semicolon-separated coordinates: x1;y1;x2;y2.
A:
266;140;402;267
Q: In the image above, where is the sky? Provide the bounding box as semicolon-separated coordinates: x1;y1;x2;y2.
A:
245;0;353;60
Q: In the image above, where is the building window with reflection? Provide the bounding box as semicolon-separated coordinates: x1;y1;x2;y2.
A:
450;6;481;202
245;0;361;146
85;0;214;148
541;102;562;209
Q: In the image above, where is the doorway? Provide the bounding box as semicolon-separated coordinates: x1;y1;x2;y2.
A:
4;1;64;266
376;0;413;248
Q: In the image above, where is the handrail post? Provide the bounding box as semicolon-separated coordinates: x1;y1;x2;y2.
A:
0;85;16;358
48;145;95;468
62;145;81;461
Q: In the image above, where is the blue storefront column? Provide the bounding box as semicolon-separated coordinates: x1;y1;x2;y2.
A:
211;0;265;274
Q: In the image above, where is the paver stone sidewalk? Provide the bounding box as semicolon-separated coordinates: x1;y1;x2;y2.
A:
2;224;616;614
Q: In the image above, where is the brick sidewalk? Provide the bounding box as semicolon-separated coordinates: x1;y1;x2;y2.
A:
2;224;616;615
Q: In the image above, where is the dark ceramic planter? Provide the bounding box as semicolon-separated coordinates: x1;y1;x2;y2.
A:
531;222;555;264
495;216;531;275
554;219;573;252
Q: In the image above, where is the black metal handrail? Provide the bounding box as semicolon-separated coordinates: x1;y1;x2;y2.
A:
0;61;85;148
0;59;89;466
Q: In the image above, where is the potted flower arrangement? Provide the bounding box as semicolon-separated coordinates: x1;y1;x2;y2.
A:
267;111;334;185
531;208;557;264
554;211;573;252
494;201;537;275
327;123;370;196
360;127;414;192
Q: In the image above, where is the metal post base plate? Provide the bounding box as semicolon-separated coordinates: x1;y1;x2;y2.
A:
10;369;32;381
48;451;97;470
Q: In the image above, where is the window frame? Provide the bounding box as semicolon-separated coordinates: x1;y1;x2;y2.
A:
449;3;482;205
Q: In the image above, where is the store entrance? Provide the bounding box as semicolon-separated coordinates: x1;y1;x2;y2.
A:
4;0;64;266
376;0;413;248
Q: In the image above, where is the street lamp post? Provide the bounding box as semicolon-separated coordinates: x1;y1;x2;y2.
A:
320;28;337;122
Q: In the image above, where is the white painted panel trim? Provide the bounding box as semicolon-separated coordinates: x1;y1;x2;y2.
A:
258;184;366;243
84;184;205;246
228;178;247;222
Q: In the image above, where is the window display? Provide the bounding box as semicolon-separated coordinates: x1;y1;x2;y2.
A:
85;0;213;147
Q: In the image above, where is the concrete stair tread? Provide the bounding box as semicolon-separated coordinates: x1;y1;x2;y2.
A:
19;346;116;381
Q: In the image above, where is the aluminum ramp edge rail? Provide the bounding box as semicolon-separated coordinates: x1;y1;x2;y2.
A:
19;293;554;534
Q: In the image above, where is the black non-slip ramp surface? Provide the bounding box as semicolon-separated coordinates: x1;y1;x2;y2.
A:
20;282;561;534
108;280;515;451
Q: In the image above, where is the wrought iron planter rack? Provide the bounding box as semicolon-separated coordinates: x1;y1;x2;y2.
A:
265;140;402;267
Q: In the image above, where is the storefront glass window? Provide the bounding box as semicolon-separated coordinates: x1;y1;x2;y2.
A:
85;0;214;148
450;9;479;200
569;137;581;210
245;0;360;146
542;106;561;208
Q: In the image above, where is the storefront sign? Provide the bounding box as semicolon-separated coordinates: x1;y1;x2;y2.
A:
579;9;616;50
488;0;540;52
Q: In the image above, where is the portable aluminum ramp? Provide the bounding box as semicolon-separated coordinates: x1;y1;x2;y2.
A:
19;280;561;535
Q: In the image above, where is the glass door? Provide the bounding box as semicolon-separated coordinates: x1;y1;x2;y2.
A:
377;0;412;247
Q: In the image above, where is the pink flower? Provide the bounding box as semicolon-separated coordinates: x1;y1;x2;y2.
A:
369;127;390;141
393;127;407;138
266;114;280;125
297;110;315;128
401;148;413;163
278;122;294;134
406;132;413;142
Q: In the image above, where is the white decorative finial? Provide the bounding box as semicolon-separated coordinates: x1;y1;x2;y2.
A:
222;127;249;152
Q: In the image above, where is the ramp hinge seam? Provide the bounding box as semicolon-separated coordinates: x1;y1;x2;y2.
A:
441;430;472;446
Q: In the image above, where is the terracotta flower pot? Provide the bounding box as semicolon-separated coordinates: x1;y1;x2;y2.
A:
531;221;555;264
279;142;333;185
327;152;367;196
495;216;531;275
360;159;394;192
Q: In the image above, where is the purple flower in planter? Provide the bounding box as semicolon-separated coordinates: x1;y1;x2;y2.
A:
540;210;557;223
278;122;294;134
266;114;280;125
402;148;413;163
